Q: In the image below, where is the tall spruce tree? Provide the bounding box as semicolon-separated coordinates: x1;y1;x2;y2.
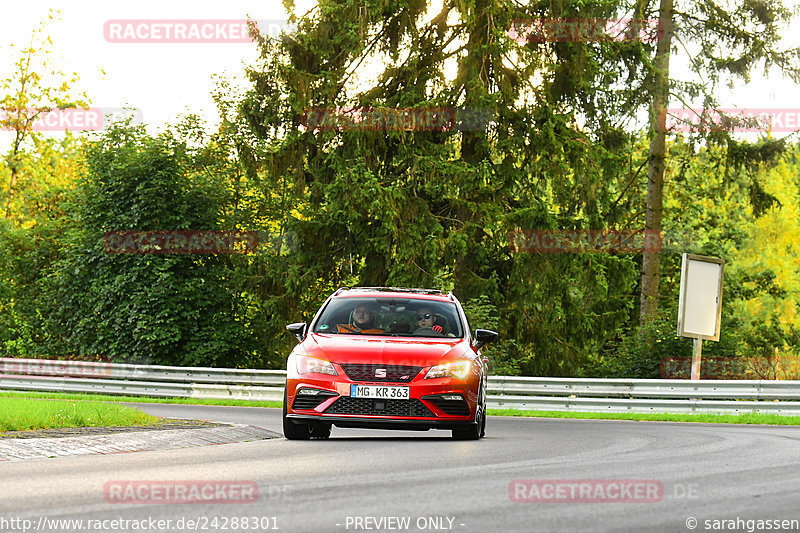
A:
232;0;652;374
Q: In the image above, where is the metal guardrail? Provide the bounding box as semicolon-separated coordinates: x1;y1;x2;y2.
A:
0;358;285;401
3;358;800;414
486;376;800;414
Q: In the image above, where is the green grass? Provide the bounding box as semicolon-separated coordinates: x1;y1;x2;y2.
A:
487;408;800;425
0;396;162;432
0;391;282;408
3;392;799;427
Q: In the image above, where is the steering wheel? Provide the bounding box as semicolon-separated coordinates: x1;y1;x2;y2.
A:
412;327;446;337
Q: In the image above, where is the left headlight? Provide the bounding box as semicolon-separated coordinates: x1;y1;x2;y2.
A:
424;361;471;380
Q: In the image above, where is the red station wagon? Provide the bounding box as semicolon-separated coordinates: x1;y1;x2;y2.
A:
283;287;498;440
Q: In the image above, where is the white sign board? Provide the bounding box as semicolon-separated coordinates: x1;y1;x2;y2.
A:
677;254;724;341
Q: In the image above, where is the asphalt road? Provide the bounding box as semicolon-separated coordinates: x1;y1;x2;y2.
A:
1;403;800;533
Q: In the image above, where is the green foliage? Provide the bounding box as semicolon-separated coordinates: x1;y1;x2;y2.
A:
45;122;254;366
3;2;800;378
0;136;82;357
595;141;800;378
463;294;518;375
1;10;89;222
226;0;659;375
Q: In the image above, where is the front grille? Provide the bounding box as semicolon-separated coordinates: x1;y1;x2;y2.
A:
292;390;338;410
424;396;470;416
340;364;422;383
325;397;435;417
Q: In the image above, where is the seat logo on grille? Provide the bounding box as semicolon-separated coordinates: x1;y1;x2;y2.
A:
375;368;387;378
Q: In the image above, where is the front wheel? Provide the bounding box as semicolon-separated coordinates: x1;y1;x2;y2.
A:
452;388;485;440
283;389;311;440
479;393;487;438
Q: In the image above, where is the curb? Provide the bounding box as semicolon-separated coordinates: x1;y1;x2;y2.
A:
0;424;280;462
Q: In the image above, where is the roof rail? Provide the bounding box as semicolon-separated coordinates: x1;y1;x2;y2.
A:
335;286;447;296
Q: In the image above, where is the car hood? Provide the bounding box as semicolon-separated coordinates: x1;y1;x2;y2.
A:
303;333;470;366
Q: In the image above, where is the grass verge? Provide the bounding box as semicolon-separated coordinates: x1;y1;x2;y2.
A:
3;392;799;426
0;396;162;432
0;391;282;408
487;408;800;425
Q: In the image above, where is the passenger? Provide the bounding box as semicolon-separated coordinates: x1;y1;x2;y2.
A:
415;307;444;334
338;303;384;334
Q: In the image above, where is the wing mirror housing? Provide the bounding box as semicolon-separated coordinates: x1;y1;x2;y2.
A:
286;322;307;342
472;329;498;350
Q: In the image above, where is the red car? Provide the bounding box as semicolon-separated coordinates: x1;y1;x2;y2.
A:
283;287;498;440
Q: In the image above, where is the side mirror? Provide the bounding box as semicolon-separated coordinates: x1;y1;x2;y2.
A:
472;329;498;350
286;322;307;342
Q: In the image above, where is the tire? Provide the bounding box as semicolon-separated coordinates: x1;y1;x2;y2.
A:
452;387;485;441
479;393;487;438
283;389;311;440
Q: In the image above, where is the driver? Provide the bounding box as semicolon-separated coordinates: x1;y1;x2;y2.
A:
338;303;384;334
415;307;444;333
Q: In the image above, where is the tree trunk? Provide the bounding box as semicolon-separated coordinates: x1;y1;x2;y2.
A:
639;0;674;324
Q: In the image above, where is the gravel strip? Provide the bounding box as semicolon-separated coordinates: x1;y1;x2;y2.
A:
0;418;224;439
0;423;280;461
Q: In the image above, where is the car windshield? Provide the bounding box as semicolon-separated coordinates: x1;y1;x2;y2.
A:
312;297;464;338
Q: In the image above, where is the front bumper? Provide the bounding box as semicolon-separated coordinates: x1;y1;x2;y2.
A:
285;413;476;431
285;372;479;427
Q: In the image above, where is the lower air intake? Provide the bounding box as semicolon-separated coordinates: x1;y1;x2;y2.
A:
325;397;435;417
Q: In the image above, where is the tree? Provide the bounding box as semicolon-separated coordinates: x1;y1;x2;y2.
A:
47;122;254;366
638;0;800;323
228;0;653;374
0;9;89;222
0;135;85;356
0;11;89;356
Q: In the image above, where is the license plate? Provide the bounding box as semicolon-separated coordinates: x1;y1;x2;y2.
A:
350;385;410;399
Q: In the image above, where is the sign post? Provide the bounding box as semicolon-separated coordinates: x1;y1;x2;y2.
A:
690;338;702;381
677;254;724;380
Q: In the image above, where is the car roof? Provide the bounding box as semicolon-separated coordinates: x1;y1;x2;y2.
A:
332;287;454;302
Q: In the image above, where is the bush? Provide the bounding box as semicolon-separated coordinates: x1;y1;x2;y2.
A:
46;123;253;366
